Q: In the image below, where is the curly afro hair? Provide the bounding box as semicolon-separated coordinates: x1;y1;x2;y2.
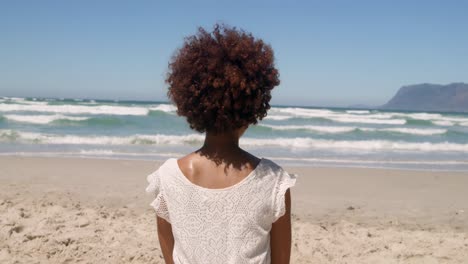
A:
166;24;280;134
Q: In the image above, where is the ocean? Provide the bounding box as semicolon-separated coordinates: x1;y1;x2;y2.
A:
1;96;468;171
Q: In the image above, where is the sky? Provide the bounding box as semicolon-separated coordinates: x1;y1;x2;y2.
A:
0;1;467;107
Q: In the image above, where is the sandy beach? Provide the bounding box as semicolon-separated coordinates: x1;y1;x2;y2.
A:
1;156;467;263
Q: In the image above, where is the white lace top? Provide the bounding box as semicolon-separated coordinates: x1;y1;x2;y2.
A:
146;158;297;264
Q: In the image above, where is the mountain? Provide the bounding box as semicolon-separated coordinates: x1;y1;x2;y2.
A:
381;83;468;112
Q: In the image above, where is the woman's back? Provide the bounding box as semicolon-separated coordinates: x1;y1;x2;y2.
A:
146;157;296;263
177;151;261;189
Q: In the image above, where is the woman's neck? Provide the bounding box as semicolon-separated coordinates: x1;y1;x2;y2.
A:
201;131;241;154
195;128;254;167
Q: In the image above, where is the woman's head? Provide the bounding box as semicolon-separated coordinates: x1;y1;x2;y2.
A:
166;24;280;134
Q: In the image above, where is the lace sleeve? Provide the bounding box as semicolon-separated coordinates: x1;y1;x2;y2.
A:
272;169;297;222
145;169;171;223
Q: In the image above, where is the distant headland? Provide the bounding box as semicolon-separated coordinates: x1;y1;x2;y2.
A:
380;83;468;112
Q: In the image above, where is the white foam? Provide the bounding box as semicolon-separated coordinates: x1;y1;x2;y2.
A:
261;124;355;133
329;116;406;125
4;114;89;124
263;124;446;135
0;97;48;106
432;120;455;126
400;113;443;120
270;107;335;118
269;107;407;125
381;128;447;135
0;103;149;116
346;110;370;114
149;104;177;113
264;115;292;121
2;129;467;153
269;107;468;127
7;97;26;102
431;118;468;127
439;116;468;123
22;101;49;106
0;130;205;145
366;112;444;121
393;113;468;126
240;137;468;152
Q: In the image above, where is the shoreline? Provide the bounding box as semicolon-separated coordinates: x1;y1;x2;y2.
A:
2;152;468;173
1;156;468;263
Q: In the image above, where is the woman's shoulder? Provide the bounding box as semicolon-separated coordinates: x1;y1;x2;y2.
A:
257;158;287;176
255;158;297;185
147;158;178;180
260;158;281;169
159;157;177;168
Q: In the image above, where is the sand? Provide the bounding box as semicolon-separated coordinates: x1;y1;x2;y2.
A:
1;156;467;263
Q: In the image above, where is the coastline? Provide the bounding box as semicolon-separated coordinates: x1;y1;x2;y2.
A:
1;156;468;263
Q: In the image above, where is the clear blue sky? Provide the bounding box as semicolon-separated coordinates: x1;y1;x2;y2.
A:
1;1;467;107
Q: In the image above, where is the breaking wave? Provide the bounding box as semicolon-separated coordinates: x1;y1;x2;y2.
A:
4;114;89;124
1;129;467;152
260;124;448;136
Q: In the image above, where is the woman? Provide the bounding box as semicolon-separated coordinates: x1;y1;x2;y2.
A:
146;24;296;264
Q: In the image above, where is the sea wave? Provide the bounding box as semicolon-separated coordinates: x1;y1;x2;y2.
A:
149;104;177;113
4;114;89;124
2;97;26;102
0;101;181;117
359;127;447;136
270;107;335;118
268;107;468;126
260;124;355;133
346;110;370;114
0;97;48;105
432;120;455;126
395;113;443;120
1;129;467;152
266;113;407;125
3;151;467;167
0;103;149;116
269;107;406;125
0;130;205;145
435;115;468;123
241;137;468;152
3;99;468;128
405;119;435;126
56;116;125;126
264;115;292;121
327;116;406;125
261;124;448;135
